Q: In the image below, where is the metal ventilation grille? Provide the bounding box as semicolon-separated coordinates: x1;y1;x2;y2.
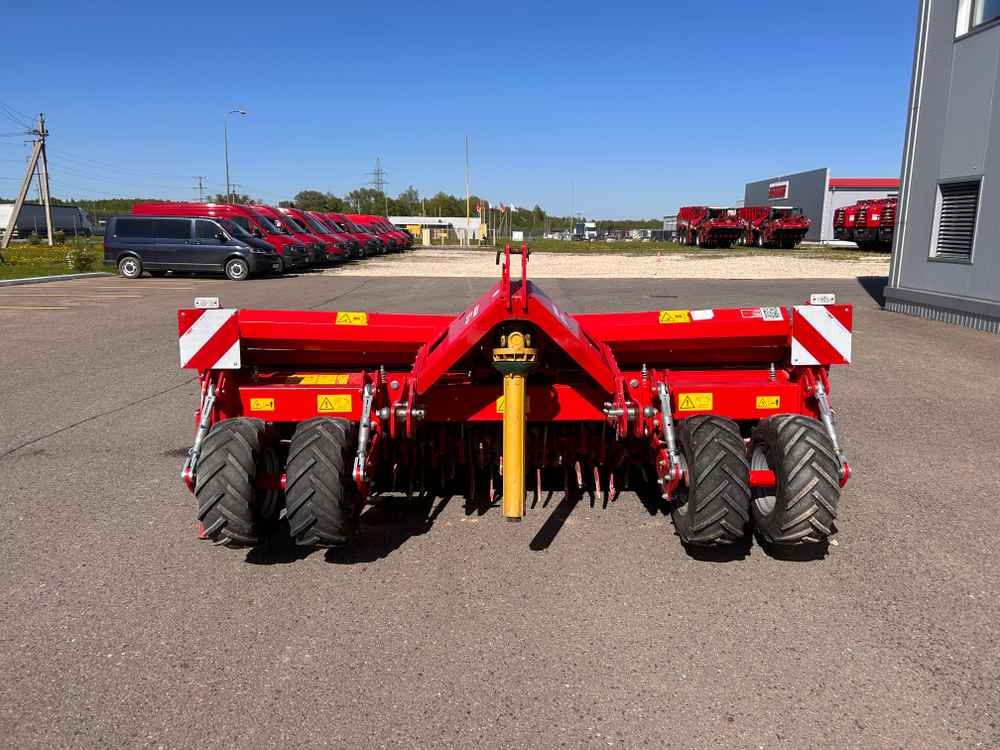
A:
935;181;980;260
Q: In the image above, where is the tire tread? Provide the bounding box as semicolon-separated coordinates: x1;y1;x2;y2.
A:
671;415;751;545
751;414;841;545
284;418;358;548
194;417;265;548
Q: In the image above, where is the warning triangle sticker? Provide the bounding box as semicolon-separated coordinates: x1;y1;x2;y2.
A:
680;395;695;410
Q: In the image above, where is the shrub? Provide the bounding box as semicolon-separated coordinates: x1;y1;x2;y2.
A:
28;231;40;245
53;230;66;243
65;242;96;272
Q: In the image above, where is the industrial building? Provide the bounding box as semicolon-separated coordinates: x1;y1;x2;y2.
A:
662;214;678;242
389;216;482;245
885;0;1000;333
744;168;899;242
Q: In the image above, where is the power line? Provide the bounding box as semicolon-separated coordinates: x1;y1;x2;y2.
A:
47;163;197;191
0;100;32;130
45;148;195;181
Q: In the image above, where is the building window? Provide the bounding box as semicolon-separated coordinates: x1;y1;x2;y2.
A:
931;181;980;262
957;0;1000;35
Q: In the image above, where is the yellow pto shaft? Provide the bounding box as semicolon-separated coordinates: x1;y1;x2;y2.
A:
492;329;537;521
501;371;527;520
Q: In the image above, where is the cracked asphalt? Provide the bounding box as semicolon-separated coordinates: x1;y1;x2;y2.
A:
1;267;998;748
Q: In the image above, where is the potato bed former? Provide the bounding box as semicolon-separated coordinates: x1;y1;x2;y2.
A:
179;246;853;551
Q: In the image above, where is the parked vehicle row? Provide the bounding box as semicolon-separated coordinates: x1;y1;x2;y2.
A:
103;202;413;280
676;205;811;249
833;197;897;251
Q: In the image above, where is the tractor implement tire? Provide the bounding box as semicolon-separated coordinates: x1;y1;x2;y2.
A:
285;417;360;548
195;417;267;548
750;415;840;545
671;415;750;545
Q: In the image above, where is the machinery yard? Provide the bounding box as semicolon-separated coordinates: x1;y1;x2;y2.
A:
323;245;890;279
1;264;998;748
6;0;1000;745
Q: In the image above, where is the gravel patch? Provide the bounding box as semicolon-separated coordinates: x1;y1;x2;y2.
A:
326;247;890;279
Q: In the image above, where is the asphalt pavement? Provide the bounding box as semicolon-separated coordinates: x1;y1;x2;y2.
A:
1;268;998;748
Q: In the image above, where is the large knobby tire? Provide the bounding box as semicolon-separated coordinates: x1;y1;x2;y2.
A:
671;415;751;545
285;418;360;548
750;415;841;544
195;417;267;548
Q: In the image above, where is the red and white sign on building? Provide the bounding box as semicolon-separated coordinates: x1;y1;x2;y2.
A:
768;180;790;200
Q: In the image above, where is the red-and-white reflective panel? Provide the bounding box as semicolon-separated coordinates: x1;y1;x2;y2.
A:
178;309;241;370
791;305;852;365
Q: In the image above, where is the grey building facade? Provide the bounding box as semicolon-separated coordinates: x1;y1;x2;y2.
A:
745;168;899;242
886;0;1000;333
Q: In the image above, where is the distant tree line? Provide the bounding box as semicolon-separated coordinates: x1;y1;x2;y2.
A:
1;187;663;233
284;187;662;233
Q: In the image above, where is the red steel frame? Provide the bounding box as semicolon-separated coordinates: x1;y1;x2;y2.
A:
179;245;852;503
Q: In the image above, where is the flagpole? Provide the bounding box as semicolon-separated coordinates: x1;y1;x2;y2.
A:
465;135;470;247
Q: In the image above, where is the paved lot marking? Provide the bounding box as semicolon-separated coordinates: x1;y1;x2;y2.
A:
90;285;200;291
0;293;142;299
0;304;69;310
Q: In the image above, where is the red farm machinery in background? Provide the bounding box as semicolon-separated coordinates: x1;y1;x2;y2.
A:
178;246;853;553
737;206;811;249
676;206;744;248
833;203;861;242
833;197;897;251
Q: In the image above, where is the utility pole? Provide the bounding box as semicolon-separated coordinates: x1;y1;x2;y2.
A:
229;183;242;202
465;136;470;247
193;176;207;202
224;108;247;204
1;113;53;253
569;182;576;231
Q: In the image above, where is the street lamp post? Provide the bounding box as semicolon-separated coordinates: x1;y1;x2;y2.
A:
224;108;247;203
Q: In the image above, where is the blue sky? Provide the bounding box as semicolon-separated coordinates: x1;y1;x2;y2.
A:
0;0;917;218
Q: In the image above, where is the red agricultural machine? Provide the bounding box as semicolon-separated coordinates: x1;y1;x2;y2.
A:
737;206;812;249
833;198;897;251
833;203;861;242
179;246;852;551
677;206;744;249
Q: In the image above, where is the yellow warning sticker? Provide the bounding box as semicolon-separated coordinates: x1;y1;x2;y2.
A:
317;394;352;413
335;311;368;326
756;396;781;410
659;309;691;324
495;396;531;414
678;393;713;411
296;374;349;385
250;398;275;412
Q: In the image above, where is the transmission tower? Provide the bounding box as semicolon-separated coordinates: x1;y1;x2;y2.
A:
367;158;389;215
